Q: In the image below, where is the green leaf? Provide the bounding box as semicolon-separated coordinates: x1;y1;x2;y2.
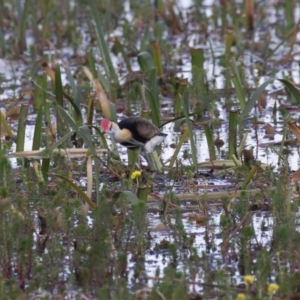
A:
41;158;50;182
147;68;160;127
278;79;300;105
55;65;63;106
64;66;77;98
32;104;43;150
0;111;14;138
138;51;154;71
53;174;96;209
203;122;216;160
88;0;119;85
62;92;83;126
169;129;189;168
16;104;29;152
181;92;198;169
44;131;75;153
241;78;273;118
0;27;6;56
230;59;246;110
112;191;140;206
54;105;101;205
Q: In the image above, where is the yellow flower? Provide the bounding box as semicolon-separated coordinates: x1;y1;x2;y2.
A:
236;293;245;300
268;283;279;293
244;275;255;284
131;170;142;179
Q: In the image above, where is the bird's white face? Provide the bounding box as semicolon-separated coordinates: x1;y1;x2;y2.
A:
101;119;119;134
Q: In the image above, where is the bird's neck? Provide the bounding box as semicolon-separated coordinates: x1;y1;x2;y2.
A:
111;126;132;142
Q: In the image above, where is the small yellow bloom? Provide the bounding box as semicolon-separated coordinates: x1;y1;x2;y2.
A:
244;275;255;284
236;293;245;300
268;283;279;293
131;170;142;179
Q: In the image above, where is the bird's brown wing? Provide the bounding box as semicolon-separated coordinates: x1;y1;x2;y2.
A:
135;119;160;139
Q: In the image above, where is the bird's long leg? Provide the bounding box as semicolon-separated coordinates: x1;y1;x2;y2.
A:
141;149;156;171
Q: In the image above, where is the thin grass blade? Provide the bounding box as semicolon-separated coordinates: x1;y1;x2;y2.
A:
0;111;14;138
202;122;216;160
181;92;198;169
17;0;30;52
83;66;113;120
152;40;163;76
32;105;43;150
241;164;258;190
230;59;246;110
169;128;189;168
138;51;155;71
54;174;96;209
16;105;29;152
241;78;273;118
88;0;118;84
228;110;238;159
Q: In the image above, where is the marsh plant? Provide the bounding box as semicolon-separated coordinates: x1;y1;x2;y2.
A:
1;0;300;299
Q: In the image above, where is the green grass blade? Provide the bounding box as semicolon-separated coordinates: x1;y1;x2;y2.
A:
32;105;43;150
169;129;189;168
115;37;132;73
63;92;83;126
54;174;96;209
285;0;294;32
191;47;204;87
87;96;94;128
86;51;110;92
225;29;234;62
45;131;75;152
64;66;77;99
138;51;155;71
278;79;300;104
147;68;160;127
137;51;160;126
238;132;248;157
88;0;118;84
0;111;13;138
87;49;98;79
55;65;63;106
152;41;163;76
33;74;47;111
241;164;258;190
16;105;29;152
75;86;83;113
54;65;65;137
202;122;216;160
54;105;101;204
241;78;273;118
174;78;188;117
17;0;30;52
41;158;50;182
0;27;6;56
230;58;245;109
228;110;238;159
181;92;198;169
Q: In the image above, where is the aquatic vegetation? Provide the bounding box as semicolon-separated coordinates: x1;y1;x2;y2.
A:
0;0;300;299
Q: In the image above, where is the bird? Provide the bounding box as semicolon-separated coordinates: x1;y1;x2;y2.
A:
101;117;167;170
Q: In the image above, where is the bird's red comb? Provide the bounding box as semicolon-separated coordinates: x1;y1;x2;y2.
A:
101;119;111;130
